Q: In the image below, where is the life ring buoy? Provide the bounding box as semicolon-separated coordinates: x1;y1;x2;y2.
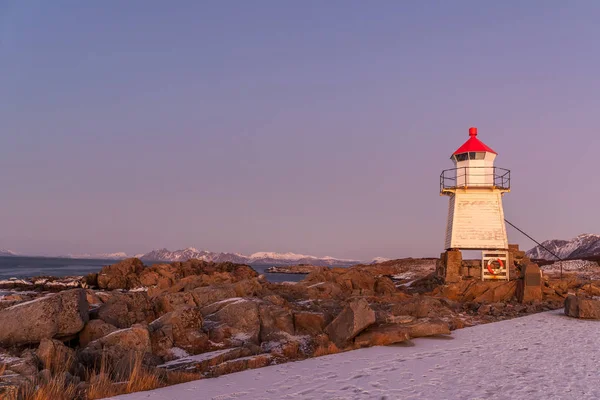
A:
487;258;504;275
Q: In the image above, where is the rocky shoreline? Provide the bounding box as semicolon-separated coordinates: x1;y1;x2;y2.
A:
0;257;598;399
264;265;318;274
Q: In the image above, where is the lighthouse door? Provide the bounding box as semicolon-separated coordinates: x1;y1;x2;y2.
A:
481;251;509;281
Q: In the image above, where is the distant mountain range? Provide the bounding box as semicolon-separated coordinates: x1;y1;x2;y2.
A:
63;252;140;260
139;248;361;266
0;246;375;266
526;234;600;260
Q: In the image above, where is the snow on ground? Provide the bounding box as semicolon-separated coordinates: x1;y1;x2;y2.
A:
109;310;600;400
542;260;600;280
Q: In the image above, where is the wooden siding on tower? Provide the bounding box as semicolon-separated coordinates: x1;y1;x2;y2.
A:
445;190;508;250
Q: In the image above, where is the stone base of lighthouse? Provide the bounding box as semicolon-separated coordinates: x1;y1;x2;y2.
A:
435;245;531;283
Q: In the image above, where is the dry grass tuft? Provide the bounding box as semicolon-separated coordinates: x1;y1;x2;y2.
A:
313;342;340;357
164;370;202;386
124;353;160;394
17;374;79;400
6;349;202;400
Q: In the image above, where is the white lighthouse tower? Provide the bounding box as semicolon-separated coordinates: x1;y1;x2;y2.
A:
440;127;511;280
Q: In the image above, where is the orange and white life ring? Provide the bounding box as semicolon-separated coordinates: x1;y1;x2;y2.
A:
487;258;504;275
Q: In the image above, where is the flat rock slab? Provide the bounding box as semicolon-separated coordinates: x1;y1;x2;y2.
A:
158;347;254;372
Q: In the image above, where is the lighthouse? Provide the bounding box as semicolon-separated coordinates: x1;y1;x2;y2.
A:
440;127;511;281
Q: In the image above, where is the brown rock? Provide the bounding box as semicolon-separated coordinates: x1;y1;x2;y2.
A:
154;291;199;315
203;299;261;344
565;295;600;319
294;312;326;335
37;338;75;371
80;325;151;370
444;249;462;283
263;295;288;307
390;297;447;318
354;324;410;347
324;298;375;348
517;263;543;303
259;303;294;342
386;315;416;324
149;306;208;358
374;277;396;295
206;354;272;377
405;320;450;338
2;351;38;377
94;291;155;328
159;347;256;372
0;289;88;346
193;286;238;308
79;320;118;347
97;258;145;290
85;290;103;306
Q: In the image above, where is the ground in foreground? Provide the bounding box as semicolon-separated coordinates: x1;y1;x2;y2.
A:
110;310;600;400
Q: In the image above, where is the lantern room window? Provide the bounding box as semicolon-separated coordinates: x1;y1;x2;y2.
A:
469;152;486;160
454;153;469;162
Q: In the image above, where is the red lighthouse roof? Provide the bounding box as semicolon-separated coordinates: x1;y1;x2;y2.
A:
452;127;497;155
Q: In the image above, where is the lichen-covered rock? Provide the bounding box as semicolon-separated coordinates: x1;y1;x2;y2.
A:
37;338;76;371
80;324;151;370
258;303;294;342
79;320;118;347
293;311;326;335
203;299;260;344
93;291;155;328
149;306;208;358
0;289;88;346
97;258;145;290
324;298;375;348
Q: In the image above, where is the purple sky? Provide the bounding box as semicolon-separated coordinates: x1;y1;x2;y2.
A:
1;1;599;260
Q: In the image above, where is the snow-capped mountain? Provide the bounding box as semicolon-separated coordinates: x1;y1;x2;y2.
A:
370;257;391;264
141;248;247;264
526;234;600;260
65;252;129;260
140;248;361;266
0;249;17;257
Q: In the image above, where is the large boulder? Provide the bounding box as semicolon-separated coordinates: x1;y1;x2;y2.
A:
37;338;76;371
293;312;326;335
97;258;145;290
153;280;263;316
565;295;600;319
80;324;152;370
0;289;88;346
258;303;294;342
149;306;208;358
324;298;375;348
202;298;261;344
79;320;118;347
93;291;155;328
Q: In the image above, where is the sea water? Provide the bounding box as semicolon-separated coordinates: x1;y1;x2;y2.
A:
0;256;306;283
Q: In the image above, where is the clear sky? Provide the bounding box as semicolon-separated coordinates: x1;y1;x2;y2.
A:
1;1;599;259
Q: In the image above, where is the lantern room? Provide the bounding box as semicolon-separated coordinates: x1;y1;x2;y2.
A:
451;127;497;187
441;127;510;194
